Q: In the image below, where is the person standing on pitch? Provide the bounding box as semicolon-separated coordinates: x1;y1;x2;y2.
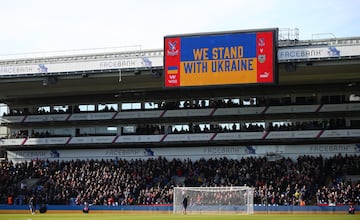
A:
29;195;36;215
182;196;189;214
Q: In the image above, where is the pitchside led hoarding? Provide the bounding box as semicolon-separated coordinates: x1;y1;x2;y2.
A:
164;28;278;88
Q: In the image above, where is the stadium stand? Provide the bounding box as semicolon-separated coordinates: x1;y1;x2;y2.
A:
0;29;360;212
0;155;359;206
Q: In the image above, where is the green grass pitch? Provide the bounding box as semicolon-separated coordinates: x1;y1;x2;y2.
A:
0;213;357;220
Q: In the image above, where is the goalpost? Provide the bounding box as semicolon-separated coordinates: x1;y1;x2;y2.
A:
173;186;254;215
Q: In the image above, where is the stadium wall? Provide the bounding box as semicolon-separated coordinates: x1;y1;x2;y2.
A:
6;144;360;163
0;204;357;214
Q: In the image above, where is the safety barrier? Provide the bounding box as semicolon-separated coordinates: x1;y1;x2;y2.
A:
0;204;358;214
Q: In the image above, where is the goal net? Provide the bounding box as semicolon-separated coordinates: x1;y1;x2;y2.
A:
173;186;254;214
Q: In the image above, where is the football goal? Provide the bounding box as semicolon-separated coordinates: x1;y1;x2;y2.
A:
173;186;254;214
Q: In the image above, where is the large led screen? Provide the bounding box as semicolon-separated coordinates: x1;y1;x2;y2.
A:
164;28;278;88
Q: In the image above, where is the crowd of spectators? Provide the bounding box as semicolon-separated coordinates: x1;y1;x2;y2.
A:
134;118;348;135
2;94;350;117
267;118;347;131
1;154;359;207
3;117;351;139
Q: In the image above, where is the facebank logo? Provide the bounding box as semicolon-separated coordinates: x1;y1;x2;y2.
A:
50;150;60;158
245;146;256;154
355;144;360;153
38;64;48;74
328;47;340;57
144;148;154;156
141;57;152;67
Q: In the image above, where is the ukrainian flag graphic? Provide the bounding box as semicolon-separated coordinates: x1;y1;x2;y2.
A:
167;66;178;74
